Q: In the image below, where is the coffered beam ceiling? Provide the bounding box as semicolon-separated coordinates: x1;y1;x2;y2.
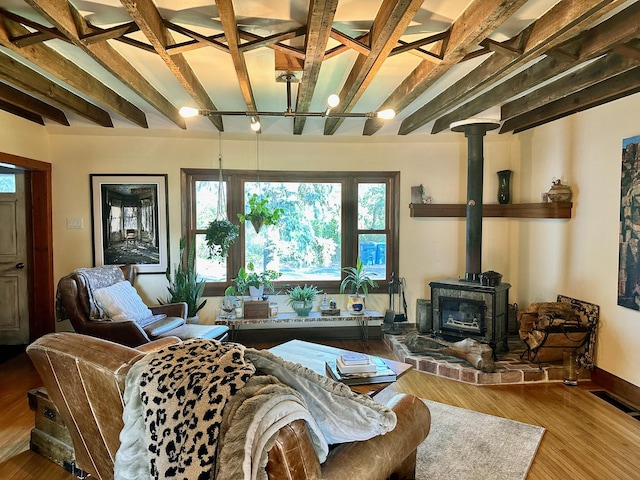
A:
0;0;637;135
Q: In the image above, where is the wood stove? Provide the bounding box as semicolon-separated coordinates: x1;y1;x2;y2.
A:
430;279;510;355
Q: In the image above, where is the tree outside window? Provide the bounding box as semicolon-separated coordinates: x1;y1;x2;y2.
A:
182;169;399;296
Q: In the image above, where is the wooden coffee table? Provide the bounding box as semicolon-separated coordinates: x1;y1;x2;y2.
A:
268;339;412;397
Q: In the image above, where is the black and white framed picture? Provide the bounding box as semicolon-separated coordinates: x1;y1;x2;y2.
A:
90;174;169;274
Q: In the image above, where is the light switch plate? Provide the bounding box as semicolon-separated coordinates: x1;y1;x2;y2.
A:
66;218;83;229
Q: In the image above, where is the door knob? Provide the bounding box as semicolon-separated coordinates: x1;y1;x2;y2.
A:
15;262;25;269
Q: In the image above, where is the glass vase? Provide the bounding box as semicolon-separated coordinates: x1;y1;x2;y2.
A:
497;170;512;204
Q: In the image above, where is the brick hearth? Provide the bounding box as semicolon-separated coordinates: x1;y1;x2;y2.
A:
384;331;592;385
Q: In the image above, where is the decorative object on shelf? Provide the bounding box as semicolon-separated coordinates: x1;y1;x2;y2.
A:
410;184;432;204
287;284;321;317
321;297;340;316
546;178;572;203
205;138;239;259
237;193;284;234
220;291;242;320
230;262;281;300
340;258;378;314
159;237;206;322
497;169;512;204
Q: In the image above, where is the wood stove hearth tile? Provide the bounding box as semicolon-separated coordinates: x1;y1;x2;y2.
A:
477;372;502;385
500;370;524;384
523;369;547;382
438;363;462;380
417;358;438;374
460;369;479;384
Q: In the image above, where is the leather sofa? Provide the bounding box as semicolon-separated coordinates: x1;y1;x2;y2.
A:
56;265;228;347
27;332;431;480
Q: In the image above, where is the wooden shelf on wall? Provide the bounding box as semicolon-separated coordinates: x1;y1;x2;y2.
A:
409;202;572;219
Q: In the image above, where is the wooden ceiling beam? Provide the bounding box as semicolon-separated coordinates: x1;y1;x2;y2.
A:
0;50;112;126
329;28;370;55
215;0;258;124
324;0;424;135
430;0;640;134
238;30;305;59
323;33;369;60
390;30;449;58
0;82;69;125
364;0;527;136
399;0;624;136
26;0;189;129
294;0;339;135
164;22;228;53
239;26;307;53
500;66;640;134
501;51;640;121
119;0;222;131
80;22;139;44
0;98;44;125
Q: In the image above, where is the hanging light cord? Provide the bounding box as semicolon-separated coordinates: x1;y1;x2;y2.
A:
216;131;226;220
256;133;262;195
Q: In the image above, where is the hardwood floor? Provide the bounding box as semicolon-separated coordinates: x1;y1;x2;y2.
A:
2;338;640;479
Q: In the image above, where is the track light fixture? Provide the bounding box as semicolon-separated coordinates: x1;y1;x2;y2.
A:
179;75;395;131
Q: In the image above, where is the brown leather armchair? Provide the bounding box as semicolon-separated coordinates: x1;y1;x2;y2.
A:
56;265;228;347
27;333;431;480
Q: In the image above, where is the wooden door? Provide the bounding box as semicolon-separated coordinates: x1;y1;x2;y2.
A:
0;171;29;344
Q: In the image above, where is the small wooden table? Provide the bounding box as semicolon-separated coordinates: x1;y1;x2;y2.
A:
268;339;412;397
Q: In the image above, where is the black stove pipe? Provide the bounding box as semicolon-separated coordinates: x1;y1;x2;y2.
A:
451;120;500;282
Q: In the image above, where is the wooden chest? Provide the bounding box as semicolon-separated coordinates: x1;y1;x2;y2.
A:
243;300;271;319
27;388;78;473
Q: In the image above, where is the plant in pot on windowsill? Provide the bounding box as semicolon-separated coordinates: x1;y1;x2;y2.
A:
238;193;284;234
340;258;378;315
233;262;281;300
159;237;207;324
287;285;322;317
205;218;239;259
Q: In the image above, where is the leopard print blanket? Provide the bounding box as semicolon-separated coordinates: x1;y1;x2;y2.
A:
115;339;255;480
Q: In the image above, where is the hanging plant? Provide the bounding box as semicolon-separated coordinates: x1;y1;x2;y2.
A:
237;193;284;233
205;218;239;259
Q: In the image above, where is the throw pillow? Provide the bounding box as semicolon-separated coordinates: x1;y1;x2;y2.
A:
93;281;153;322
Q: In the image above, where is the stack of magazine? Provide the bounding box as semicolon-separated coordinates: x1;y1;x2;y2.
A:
326;352;397;385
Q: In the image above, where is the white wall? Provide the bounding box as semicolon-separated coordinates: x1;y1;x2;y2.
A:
518;92;640;386
44;127;516;329
0;110;51;161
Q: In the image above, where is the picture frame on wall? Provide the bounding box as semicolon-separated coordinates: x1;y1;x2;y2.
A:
90;174;169;274
618;135;640;309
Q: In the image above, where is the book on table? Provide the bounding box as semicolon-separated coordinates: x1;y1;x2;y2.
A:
339;352;370;365
336;355;377;374
326;356;397;385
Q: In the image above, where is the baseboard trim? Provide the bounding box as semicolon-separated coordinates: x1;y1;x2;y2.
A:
591;366;640;410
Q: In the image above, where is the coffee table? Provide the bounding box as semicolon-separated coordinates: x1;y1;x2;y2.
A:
268;339;412;397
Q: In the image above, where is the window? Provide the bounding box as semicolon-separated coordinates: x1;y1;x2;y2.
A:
0;173;16;193
182;169;399;295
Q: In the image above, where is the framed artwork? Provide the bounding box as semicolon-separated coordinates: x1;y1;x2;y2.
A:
90;174;169;274
618;135;640;309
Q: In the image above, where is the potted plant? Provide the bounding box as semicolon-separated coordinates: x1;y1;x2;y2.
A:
238;193;284;233
159;237;207;323
205;218;239;259
232;262;281;300
287;284;322;317
340;258;378;314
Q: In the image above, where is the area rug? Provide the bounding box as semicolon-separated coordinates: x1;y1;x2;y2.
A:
415;400;544;480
